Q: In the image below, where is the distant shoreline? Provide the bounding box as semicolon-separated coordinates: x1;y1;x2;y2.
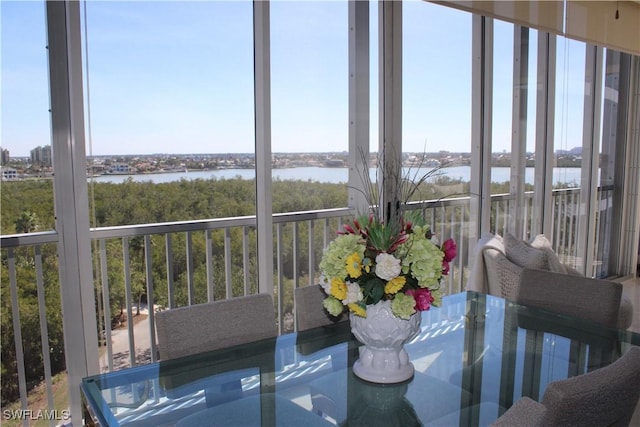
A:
2;165;584;185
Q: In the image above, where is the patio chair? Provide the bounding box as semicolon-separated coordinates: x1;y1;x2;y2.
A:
294;284;346;331
468;233;633;329
293;284;353;419
155;293;278;360
155;293;278;407
456;269;624;404
517;268;624;382
492;346;640;427
516;268;622;328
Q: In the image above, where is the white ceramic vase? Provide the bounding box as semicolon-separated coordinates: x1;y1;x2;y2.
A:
349;300;421;383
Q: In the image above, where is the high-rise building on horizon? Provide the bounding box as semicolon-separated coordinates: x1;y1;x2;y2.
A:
30;145;52;167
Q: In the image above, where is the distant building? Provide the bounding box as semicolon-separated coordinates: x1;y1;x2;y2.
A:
324;159;345;167
1;167;18;180
30;145;53;167
108;163;137;174
1;149;9;165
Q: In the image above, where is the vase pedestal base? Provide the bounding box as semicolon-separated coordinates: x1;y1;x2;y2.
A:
349;300;422;384
352;346;415;384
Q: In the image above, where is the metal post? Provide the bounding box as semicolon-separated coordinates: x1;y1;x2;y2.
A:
379;0;402;226
470;15;493;245
533;32;557;238
577;45;604;276
348;0;370;215
46;1;100;422
510;26;529;237
254;0;273;296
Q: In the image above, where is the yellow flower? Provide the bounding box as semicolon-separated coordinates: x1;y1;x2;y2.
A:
362;257;372;273
330;278;347;300
384;275;406;294
345;252;363;278
348;303;367;317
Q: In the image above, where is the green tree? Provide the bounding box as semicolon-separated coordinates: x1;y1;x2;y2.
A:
14;210;40;233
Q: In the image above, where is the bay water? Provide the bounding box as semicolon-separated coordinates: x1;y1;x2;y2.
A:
90;166;582;186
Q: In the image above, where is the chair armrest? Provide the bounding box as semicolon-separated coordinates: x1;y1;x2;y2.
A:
483;248;522;300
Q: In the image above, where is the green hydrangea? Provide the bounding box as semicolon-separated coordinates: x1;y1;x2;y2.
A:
399;231;444;289
391;292;416;319
430;288;443;306
319;234;365;280
323;296;344;317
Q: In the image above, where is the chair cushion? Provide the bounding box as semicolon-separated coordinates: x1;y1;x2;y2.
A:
529;234;568;274
504;233;548;270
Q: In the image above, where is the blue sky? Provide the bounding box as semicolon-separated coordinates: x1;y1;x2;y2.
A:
1;0;585;157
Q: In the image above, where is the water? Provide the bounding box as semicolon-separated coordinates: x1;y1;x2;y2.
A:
90;166;583;186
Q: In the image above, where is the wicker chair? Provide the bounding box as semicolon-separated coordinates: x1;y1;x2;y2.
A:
475;233;633;329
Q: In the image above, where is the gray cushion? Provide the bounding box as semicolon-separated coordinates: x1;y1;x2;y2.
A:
529;234;568;274
504;232;548;270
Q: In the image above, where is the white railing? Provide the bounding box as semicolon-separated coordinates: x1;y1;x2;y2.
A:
0;187;615;416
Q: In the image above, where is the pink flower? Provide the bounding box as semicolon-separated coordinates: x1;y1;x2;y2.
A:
406;288;434;311
442;260;451;275
442;238;457;262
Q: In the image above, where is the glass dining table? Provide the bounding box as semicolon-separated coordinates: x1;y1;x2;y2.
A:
81;291;640;426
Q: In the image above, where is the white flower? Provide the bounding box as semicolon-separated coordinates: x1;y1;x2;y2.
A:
375;253;401;281
430;234;440;246
319;275;331;294
343;281;363;305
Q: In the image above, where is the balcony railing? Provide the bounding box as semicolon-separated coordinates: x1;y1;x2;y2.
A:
0;186;614;417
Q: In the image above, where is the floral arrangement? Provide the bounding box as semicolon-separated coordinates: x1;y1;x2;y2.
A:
319;213;457;320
